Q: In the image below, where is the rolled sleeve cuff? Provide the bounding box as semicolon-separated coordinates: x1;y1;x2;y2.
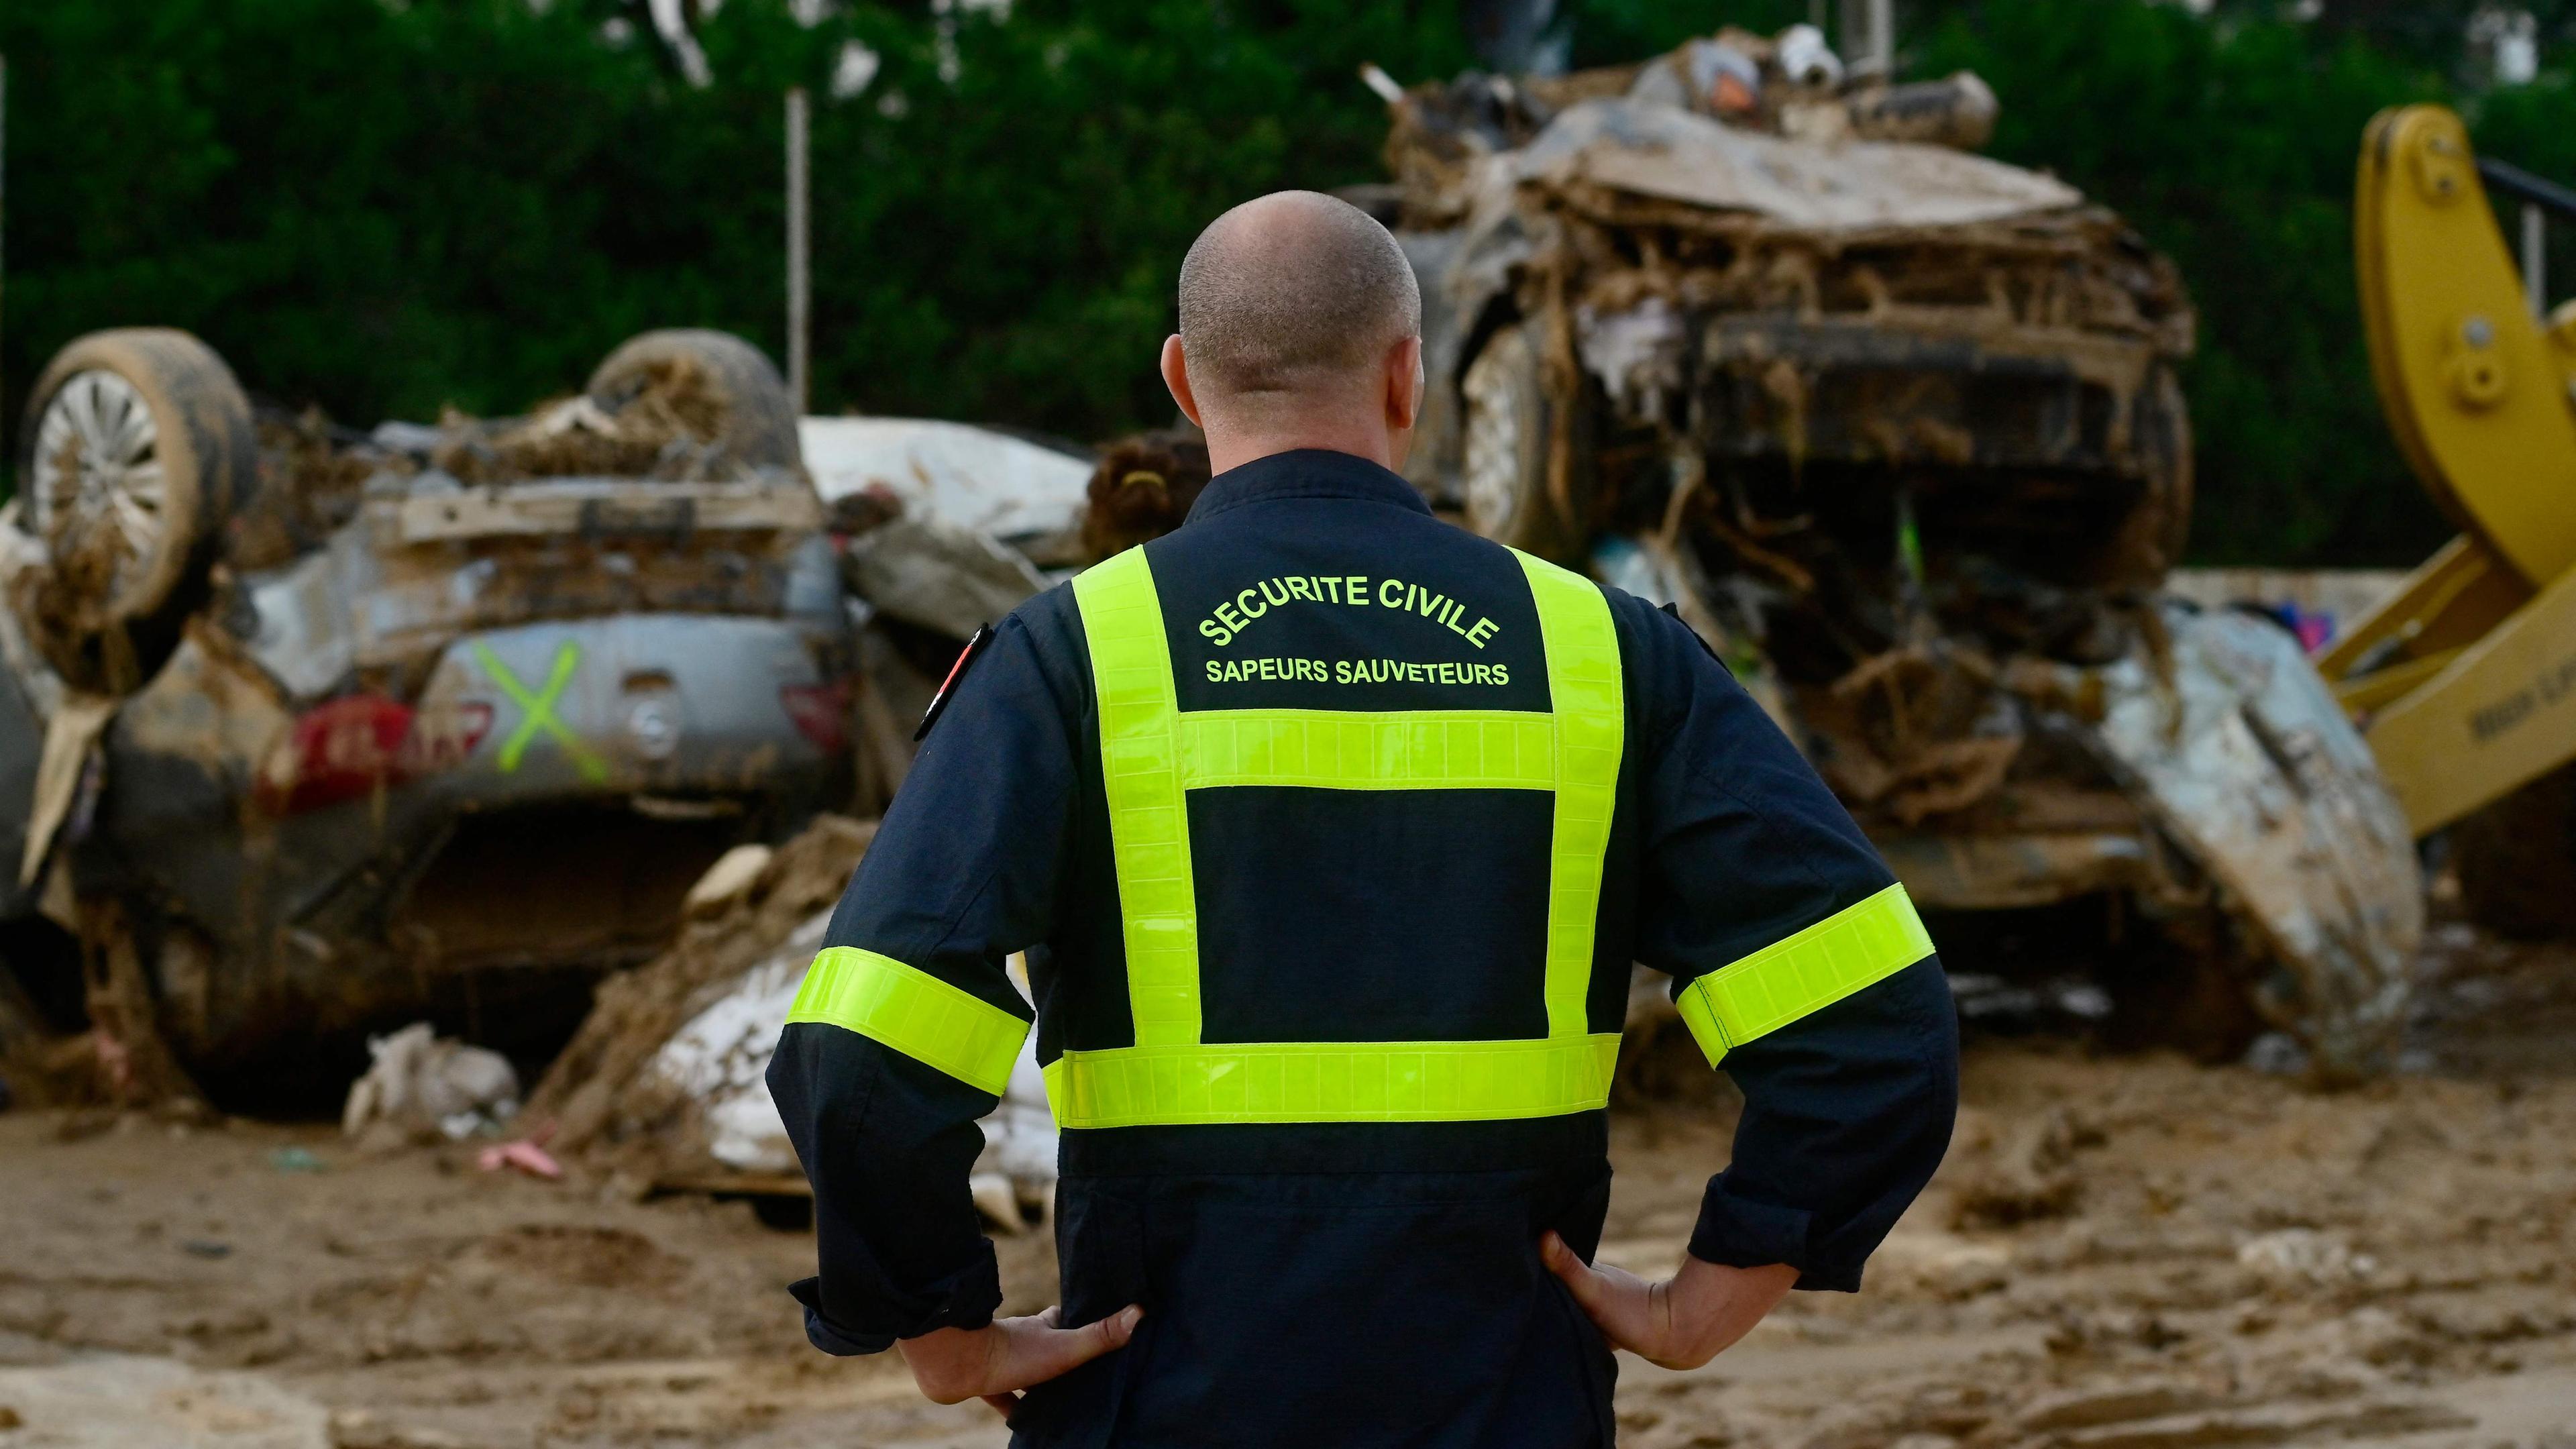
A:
791;1278;897;1355
1686;1176;1854;1292
786;1244;1005;1356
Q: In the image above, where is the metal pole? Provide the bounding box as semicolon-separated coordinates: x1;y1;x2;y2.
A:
786;87;810;415
2522;202;2546;318
3;55;10;459
1839;0;1892;75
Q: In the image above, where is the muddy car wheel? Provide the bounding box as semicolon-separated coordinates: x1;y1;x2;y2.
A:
586;330;802;472
1459;320;1590;561
17;329;255;689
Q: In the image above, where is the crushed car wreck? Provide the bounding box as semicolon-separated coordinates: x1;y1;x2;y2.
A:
1365;27;2421;1076
0;328;855;1099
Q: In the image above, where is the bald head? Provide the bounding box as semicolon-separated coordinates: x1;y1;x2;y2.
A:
1176;191;1422;415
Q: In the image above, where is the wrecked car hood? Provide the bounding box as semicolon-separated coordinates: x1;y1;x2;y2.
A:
1512;97;2084;231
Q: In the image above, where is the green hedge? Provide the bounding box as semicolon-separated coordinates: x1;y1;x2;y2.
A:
3;0;2567;566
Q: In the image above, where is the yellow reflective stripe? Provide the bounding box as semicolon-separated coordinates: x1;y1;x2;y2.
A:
1042;1034;1621;1128
787;947;1030;1095
1676;883;1933;1067
1179;709;1559;790
1515;549;1623;1040
1068;545;1633;1114
1073;548;1201;1046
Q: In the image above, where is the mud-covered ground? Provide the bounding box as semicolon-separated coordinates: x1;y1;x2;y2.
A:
3;924;2571;1449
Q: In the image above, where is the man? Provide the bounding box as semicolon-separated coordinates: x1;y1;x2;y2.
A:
769;191;1958;1446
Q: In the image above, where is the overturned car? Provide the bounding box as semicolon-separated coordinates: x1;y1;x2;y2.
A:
1368;30;2421;1075
0;328;853;1099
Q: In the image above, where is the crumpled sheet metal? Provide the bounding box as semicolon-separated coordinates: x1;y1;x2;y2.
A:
19;694;115;888
842;514;1048;642
1513;97;2082;231
800;417;1092;543
2088;607;2423;1076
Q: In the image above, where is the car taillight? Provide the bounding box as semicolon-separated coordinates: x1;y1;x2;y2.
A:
780;681;852;755
256;696;494;814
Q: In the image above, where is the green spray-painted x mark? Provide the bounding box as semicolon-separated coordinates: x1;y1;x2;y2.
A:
473;641;609;783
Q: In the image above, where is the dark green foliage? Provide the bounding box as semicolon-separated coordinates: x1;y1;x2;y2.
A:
1;0;1466;440
1;0;2569;566
1564;0;1809;68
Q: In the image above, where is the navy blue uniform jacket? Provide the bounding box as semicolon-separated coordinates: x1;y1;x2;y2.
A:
768;449;1960;1447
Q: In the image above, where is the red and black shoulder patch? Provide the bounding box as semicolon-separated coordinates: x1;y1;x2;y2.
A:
914;624;998;741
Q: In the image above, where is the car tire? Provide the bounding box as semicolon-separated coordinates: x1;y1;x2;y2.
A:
1458;318;1591;563
2451;764;2576;937
16;329;256;690
586;329;802;473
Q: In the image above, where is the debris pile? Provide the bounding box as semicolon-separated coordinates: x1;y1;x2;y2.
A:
229;336;799;582
523;814;1059;1225
524;816;879;1181
431;384;729;486
231;406;396;571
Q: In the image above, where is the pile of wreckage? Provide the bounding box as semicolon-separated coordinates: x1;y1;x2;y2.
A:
1364;22;2420;1079
0;25;2429;1222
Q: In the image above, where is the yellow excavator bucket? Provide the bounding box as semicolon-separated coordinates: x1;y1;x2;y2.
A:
2353;105;2576;584
2326;105;2576;835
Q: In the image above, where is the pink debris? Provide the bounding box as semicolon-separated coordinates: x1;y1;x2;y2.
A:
477;1138;563;1180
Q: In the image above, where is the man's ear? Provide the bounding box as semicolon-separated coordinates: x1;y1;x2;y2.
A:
1161;335;1204;428
1386;335;1425;431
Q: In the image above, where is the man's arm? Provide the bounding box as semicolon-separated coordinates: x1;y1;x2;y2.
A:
1549;598;1960;1364
765;596;1138;1407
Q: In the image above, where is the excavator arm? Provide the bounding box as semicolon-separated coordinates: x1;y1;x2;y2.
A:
2323;105;2576;834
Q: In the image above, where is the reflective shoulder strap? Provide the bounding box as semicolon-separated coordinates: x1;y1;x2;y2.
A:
1675;882;1933;1066
1071;546;1202;1046
788;946;1030;1095
1511;549;1624;1039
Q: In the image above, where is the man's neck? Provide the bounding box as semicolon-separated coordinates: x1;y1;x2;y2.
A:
1201;421;1395;476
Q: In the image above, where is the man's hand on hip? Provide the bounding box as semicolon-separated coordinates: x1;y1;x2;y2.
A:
898;1303;1144;1420
1541;1232;1795;1371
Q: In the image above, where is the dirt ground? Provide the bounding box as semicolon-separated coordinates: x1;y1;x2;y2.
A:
3;921;2571;1449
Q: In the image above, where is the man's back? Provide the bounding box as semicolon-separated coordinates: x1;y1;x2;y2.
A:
767;190;1955;1447
1016;448;1628;1444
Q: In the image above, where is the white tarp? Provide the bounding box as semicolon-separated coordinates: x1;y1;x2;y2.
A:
647;907;1059;1220
799;417;1092;542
